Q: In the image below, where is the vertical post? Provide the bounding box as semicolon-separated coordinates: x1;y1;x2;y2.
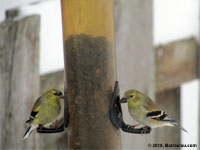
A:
115;0;153;149
155;88;180;143
0;15;40;149
61;0;120;149
198;5;200;145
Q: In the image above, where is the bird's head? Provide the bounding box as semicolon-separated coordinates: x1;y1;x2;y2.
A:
120;89;144;108
48;89;65;99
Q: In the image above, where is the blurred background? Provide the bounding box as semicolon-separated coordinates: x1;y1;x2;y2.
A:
0;0;199;149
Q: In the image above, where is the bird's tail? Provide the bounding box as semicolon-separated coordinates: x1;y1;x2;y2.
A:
170;121;188;133
23;125;37;140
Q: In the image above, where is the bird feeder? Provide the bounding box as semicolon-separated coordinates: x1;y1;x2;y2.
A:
61;0;120;149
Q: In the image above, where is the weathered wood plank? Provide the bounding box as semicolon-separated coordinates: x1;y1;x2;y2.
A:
155;88;181;145
155;38;198;92
115;0;154;148
40;70;64;94
0;15;40;149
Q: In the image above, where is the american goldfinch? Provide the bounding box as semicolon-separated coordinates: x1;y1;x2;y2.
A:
23;89;64;140
120;89;187;133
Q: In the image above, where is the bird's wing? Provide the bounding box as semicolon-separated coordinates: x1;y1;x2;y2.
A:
143;97;172;122
146;110;172;122
26;97;41;124
142;96;188;132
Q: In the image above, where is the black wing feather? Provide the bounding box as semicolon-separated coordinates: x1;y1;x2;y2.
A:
146;110;171;122
25;111;38;124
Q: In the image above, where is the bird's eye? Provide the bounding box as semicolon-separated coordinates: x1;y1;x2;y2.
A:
53;93;58;96
130;95;134;98
53;92;62;96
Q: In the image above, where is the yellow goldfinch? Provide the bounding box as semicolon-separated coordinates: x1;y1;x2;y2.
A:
23;89;64;139
120;89;187;133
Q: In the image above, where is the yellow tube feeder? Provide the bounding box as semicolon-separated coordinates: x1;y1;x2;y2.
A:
61;0;120;149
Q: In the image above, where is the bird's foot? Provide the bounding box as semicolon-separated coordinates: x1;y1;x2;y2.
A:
127;124;140;129
38;124;44;131
141;126;151;134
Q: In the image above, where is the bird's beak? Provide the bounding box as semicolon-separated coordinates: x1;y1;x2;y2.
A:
59;95;65;99
119;97;128;103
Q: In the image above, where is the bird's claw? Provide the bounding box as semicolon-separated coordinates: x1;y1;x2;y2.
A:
141;126;151;134
127;124;140;129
